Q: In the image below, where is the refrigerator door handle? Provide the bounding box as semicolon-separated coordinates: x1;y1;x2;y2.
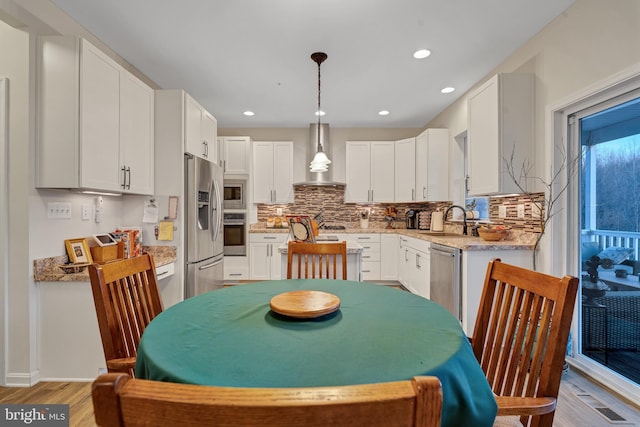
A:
211;178;222;243
198;256;224;271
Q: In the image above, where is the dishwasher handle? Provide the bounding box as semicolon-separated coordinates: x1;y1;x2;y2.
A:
430;247;456;257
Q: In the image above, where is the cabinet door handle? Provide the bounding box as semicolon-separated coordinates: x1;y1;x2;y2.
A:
423;186;427;199
264;236;277;240
126;166;131;189
412;188;415;201
121;166;126;189
229;273;243;277
416;254;421;268
404;248;408;261
202;141;207;157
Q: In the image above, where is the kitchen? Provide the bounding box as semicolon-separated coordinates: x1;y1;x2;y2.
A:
2;0;640;411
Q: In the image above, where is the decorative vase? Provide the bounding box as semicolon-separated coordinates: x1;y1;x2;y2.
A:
360;218;369;229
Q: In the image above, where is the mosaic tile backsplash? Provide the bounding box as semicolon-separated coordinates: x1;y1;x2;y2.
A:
257;186;545;233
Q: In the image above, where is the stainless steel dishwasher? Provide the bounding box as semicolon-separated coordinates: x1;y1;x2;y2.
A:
429;243;462;321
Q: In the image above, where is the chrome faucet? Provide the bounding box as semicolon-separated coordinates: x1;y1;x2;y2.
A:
444;205;468;235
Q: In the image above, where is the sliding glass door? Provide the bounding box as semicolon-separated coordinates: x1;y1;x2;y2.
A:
572;91;640;385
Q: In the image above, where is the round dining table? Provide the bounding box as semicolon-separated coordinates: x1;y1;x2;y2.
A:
136;279;497;427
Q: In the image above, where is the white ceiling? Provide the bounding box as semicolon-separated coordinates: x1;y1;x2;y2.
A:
50;0;574;129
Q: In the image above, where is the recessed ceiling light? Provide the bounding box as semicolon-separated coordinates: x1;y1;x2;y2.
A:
413;49;431;59
315;110;326;116
378;110;390;116
441;87;455;94
243;111;255;116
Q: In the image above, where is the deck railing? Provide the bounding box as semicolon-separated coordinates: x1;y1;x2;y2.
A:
582;229;640;261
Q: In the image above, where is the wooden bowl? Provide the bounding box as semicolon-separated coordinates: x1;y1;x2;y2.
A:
477;227;508;242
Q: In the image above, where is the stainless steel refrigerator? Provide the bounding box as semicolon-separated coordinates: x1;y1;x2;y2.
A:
184;154;224;298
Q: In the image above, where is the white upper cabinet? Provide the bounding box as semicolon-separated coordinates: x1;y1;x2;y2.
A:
345;141;395;202
415;128;449;201
252;141;293;204
36;36;154;195
185;93;217;162
395;138;416;202
467;73;533;196
220;137;251;175
120;72;154;195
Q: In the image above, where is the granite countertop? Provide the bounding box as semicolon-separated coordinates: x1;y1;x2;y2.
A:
34;245;177;282
249;223;535;251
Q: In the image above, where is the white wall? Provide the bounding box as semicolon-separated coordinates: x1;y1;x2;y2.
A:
423;0;640;274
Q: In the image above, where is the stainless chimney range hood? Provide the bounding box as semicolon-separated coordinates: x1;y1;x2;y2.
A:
293;123;345;187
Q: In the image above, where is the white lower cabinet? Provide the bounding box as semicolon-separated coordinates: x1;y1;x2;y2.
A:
349;234;380;281
461;249;532;335
398;236;430;299
224;256;249;281
380;234;398;280
249;233;287;280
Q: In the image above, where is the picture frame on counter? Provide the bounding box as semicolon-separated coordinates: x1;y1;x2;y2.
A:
65;238;93;264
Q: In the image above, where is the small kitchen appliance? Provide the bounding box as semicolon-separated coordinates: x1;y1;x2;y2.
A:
405;210;417;229
223;179;246;210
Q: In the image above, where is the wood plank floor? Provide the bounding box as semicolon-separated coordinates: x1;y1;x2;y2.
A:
1;369;638;426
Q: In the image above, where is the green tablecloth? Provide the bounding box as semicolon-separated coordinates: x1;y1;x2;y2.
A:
136;279;496;427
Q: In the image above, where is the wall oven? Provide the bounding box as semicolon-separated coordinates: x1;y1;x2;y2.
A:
223;212;246;256
223;179;246;210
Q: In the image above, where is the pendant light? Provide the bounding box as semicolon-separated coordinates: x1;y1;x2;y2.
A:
309;52;331;172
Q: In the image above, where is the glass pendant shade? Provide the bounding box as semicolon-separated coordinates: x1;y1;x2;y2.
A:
310;149;331;172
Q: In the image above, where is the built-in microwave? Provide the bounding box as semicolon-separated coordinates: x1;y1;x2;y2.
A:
223;179;246;210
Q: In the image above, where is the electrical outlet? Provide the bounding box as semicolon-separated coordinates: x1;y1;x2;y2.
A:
498;205;507;218
81;204;91;220
517;204;525;218
47;202;72;219
276;207;283;216
531;204;542;219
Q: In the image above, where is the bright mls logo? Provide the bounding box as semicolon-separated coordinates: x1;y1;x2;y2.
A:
1;405;68;426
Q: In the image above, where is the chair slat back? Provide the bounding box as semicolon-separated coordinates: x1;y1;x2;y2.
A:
471;259;578;427
89;254;164;375
286;241;348;280
92;373;443;427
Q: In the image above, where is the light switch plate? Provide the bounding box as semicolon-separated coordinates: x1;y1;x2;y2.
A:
517;204;525;218
47;202;72;219
498;205;507;218
81;204;91;220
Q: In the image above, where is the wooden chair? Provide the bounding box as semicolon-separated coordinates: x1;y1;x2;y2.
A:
88;254;164;376
470;259;579;427
287;241;348;280
92;372;443;427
